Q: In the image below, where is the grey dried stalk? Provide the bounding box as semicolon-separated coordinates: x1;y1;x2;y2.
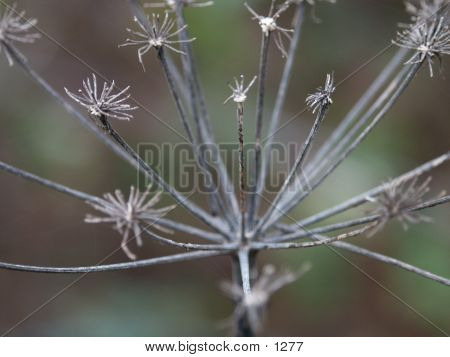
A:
0;1;449;338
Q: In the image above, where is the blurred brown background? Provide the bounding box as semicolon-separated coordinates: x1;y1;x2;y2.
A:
0;0;449;336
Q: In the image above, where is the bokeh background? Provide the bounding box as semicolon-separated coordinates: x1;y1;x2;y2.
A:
0;0;449;336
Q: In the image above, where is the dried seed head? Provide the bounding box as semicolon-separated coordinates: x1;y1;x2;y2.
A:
144;0;214;10
305;73;335;113
393;15;450;77
366;176;437;237
65;74;138;121
119;13;195;71
405;0;448;22
221;263;310;333
224;75;257;105
245;1;294;57
85;185;176;260
0;3;40;66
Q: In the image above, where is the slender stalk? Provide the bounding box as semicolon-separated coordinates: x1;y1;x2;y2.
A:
253;104;330;238
158;48;233;226
248;33;271;229
0;161;101;204
257;2;306;207
142;228;237;251
156;218;223;242
0;251;227;274
238;103;247;241
289;152;450;230
252;222;376;250
330;240;450;286
0;160;227;243
264;61;423;231
173;1;240;223
305;47;409;177
268;195;450;243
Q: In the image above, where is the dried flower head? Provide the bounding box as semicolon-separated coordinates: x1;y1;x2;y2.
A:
405;0;448;22
224;75;257;105
393;16;450;77
65;74;138;121
245;0;294;57
366;176;436;237
85;185;176;260
119;13;195;70
144;0;214;10
221;264;310;333
0;3;40;66
305;73;335;113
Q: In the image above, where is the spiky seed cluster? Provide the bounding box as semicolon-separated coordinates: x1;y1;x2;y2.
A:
0;3;40;66
393;16;450;77
119;13;195;70
85;185;176;260
224;75;257;105
245;1;294;57
366;177;436;237
305;73;335;113
65;74;138;121
405;0;448;22
221;264;305;333
144;0;214;10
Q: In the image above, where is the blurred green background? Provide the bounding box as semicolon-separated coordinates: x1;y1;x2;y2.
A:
0;0;449;336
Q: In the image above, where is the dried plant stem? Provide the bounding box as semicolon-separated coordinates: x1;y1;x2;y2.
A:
269;195;450;243
267;61;423;230
0;251;227;274
258;2;306;201
248;33;271;229
305;47;409;177
158;48;234;225
142;227;237;251
237;103;247;241
252;223;377;250
0;161;101;204
330;240;450;286
173;4;238;222
0;160;224;243
253;104;330;238
100;115;233;239
288;152;450;230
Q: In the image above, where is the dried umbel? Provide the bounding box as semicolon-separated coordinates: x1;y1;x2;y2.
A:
366;177;436;237
305;73;335;113
245;0;294;57
393;15;450;77
119;12;195;70
85;185;176;260
0;3;40;66
1;0;450;338
65;74;138;121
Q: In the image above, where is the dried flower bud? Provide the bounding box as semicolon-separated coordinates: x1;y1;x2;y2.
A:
393;15;450;77
85;185;176;260
224;75;257;105
305;73;335;113
65;74;138;121
366;176;437;237
245;1;294;57
119;13;195;71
